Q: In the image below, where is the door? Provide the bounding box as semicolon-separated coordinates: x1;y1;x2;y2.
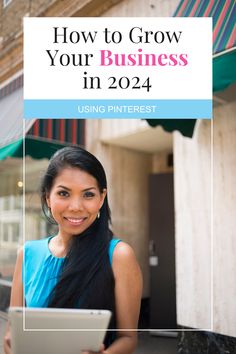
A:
149;173;176;329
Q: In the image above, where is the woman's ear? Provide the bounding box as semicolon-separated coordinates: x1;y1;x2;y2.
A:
46;194;51;209
99;188;107;207
102;188;107;198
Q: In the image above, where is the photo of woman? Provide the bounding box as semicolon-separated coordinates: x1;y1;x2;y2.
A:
4;146;143;354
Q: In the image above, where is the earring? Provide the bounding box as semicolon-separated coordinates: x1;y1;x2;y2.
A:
47;207;52;217
47;207;54;219
97;211;100;219
47;207;57;225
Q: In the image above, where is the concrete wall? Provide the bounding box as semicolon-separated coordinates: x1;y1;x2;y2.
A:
213;101;236;337
99;119;148;141
174;101;236;337
174;120;211;329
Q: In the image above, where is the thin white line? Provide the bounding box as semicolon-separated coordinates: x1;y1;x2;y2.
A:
22;118;214;333
213;46;236;58
0;70;23;89
23;328;212;332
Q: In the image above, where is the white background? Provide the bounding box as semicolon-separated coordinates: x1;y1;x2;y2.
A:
24;17;212;100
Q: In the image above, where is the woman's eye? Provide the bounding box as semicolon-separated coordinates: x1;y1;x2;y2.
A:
58;190;69;197
84;191;95;198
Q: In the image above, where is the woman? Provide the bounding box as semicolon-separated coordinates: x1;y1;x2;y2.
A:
4;146;143;354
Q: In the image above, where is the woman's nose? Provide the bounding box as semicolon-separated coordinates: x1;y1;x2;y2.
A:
68;197;84;211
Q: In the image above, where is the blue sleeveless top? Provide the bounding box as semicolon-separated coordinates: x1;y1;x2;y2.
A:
23;236;121;308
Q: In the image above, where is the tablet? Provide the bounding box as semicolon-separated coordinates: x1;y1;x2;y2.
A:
9;307;112;354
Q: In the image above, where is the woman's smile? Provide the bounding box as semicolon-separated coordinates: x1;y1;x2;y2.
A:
64;216;87;226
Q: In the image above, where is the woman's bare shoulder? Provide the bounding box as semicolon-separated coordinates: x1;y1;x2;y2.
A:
112;241;141;281
113;241;136;260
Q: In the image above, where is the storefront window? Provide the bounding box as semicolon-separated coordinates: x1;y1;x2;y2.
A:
0;194;22;277
14;194;22;210
2;196;10;210
12;223;20;243
1;222;20;244
3;223;8;242
0;156;53;313
0;160;23;297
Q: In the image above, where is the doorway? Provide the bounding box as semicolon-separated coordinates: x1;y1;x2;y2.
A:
149;173;176;329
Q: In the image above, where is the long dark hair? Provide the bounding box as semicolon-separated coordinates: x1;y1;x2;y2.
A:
40;146;116;345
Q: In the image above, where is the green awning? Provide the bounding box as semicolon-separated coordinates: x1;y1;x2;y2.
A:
213;49;236;92
0;140;23;160
146;119;196;138
0;136;68;161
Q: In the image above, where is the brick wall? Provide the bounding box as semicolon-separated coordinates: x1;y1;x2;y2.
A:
0;0;53;45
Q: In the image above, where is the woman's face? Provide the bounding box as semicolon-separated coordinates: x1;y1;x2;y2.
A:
46;167;106;239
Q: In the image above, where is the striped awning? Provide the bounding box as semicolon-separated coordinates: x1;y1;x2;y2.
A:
174;0;236;93
0;117;85;160
174;0;236;55
27;119;85;146
146;0;236;137
0;73;85;160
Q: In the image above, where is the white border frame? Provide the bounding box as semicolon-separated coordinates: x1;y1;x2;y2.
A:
22;118;213;332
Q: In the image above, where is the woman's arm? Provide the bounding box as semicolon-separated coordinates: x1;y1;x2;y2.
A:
3;247;24;354
105;241;143;354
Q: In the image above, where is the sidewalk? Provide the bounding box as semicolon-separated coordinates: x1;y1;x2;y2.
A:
0;317;177;354
135;332;177;354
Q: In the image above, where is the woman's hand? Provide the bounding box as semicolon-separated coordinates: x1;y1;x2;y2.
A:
3;330;12;354
82;343;105;354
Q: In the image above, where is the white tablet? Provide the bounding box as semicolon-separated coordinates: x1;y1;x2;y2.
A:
9;307;112;354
